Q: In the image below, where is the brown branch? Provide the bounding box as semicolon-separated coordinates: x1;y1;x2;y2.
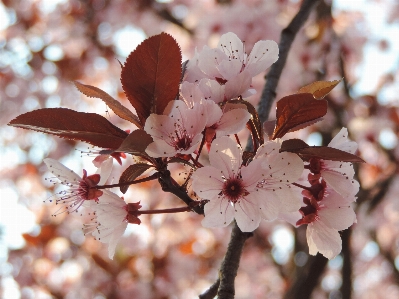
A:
283;253;328;299
258;0;321;124
217;221;253;299
158;170;204;215
199;279;220;299
340;228;352;299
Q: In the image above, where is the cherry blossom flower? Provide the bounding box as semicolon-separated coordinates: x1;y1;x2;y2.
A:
44;158;112;214
83;190;139;259
307;127;359;198
192;137;303;232
92;152;126;167
180;81;251;145
185;32;279;102
296;175;357;259
144;100;207;158
253;140;305;216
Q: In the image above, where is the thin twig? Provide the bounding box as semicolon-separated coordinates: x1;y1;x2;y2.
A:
199;279;220;299
158;170;204;215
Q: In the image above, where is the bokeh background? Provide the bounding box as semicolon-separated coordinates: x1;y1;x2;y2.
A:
1;0;399;298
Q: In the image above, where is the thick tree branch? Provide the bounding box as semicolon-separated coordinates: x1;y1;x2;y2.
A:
258;0;320;124
283;253;328;299
216;221;253;299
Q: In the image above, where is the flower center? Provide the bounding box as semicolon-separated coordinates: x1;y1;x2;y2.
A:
173;132;192;151
222;178;246;203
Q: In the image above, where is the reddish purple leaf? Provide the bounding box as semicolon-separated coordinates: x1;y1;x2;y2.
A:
115;129;153;156
272;93;328;139
280;139;364;163
121;32;182;124
74;81;142;128
8;108;128;149
119;163;153;193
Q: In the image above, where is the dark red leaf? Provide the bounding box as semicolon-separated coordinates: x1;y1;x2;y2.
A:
115;129;153;156
8;108;128;149
280;139;309;152
119;163;153;193
280;139;364;163
121;32;182;124
272;93;328;139
74;81;142;128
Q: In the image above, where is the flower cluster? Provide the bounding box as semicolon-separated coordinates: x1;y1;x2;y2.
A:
34;32;362;260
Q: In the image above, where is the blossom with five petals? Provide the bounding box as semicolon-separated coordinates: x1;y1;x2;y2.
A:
83;190;140;259
144;100;207;158
185;32;279;102
297;175;357;259
192;137;303;232
306;127;359;198
44;157;112;214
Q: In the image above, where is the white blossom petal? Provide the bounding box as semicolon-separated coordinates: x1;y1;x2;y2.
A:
198;46;226;78
44;158;81;183
224;70;252;100
107;221;128;259
254;141;280;159
321;170;359;198
218;32;245;59
202;197;234;228
254;189;281;221
306;221;342;259
234;197;261;232
319;207;356;231
246;40;279;76
199;79;225;104
216;108;251;137
97;157;113;185
275;186;303;213
328;127;357;154
145;140;176;158
218;59;242;80
209;137;242;177
192;166;224;199
180;81;204;107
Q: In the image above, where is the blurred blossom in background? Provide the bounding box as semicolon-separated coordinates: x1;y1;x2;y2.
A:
1;0;399;298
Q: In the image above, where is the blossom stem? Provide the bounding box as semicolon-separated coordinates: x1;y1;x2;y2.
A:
194;133;206;165
292;182;312;191
95;172;160;189
234;134;242;148
137;206;192;215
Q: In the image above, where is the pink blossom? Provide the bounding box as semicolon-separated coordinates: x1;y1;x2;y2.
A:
253;140;305;216
297;176;357;259
180;81;251;144
144;100;207;158
192;137;303;232
307;127;359;198
185;32;278;102
84;190;131;259
44;158;112;215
